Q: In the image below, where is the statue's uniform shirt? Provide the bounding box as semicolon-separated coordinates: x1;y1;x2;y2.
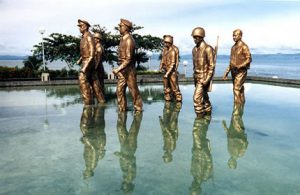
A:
116;33;143;112
160;45;182;101
225;40;252;104
230;40;251;69
192;41;215;114
192;41;215;84
118;33;136;75
80;31;95;64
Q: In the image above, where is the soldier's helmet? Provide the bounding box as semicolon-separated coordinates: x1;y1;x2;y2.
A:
163;35;173;44
191;27;205;37
94;32;102;40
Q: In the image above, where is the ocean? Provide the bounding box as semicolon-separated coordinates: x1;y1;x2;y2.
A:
1;54;300;79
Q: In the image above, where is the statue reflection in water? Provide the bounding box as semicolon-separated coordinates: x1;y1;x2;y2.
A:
190;114;213;195
80;105;106;179
159;101;182;163
222;103;248;169
114;111;143;194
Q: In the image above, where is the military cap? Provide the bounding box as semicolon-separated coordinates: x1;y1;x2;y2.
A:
77;19;91;28
119;18;133;29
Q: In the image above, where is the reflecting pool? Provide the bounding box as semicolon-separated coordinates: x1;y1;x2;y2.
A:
1;83;300;195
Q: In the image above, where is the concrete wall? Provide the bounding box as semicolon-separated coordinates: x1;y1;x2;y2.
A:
1;75;300;88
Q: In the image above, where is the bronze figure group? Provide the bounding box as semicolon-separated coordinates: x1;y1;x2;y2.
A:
76;18;251;194
77;19;105;106
76;18;251;117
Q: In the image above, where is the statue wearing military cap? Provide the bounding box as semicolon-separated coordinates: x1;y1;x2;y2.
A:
77;19;91;28
191;27;215;117
159;35;182;102
113;18;143;113
76;19;105;105
119;18;133;30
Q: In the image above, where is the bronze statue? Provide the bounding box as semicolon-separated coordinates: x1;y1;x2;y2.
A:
159;35;182;102
94;32;106;97
80;105;106;179
77;19;105;105
190;115;213;194
113;19;143;113
159;101;182;163
191;27;215;117
223;29;252;104
222;103;248;169
114;111;143;194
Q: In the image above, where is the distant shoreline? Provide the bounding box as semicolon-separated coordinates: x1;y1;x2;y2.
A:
0;55;27;60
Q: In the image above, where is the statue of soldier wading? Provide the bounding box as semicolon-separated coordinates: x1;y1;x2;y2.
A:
191;27;216;118
77;19;105;105
113;19;143;113
159;35;182;102
223;29;252;104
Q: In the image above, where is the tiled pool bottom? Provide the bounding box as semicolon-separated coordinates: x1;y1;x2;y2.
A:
0;83;300;195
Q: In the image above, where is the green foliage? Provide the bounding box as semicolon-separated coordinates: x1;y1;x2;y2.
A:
91;25;119;65
130;25;163;69
33;33;80;69
31;24;163;71
23;55;43;71
0;66;37;79
0;65;79;80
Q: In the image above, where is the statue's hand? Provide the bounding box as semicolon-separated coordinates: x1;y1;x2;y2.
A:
223;73;228;80
203;79;210;86
112;68;118;75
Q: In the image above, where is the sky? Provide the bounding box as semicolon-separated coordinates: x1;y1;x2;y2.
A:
0;0;300;56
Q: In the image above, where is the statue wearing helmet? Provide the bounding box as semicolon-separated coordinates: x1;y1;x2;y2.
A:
159;35;182;102
191;27;215;117
191;27;206;38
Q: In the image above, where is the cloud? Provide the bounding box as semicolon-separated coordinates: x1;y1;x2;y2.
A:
0;0;300;55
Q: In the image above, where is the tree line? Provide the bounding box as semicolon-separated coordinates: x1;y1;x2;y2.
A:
0;24;163;80
32;24;163;72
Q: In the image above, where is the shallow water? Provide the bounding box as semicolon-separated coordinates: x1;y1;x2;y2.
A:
0;83;300;195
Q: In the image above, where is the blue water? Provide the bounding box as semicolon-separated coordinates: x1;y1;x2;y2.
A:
1;54;300;79
1;83;300;194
